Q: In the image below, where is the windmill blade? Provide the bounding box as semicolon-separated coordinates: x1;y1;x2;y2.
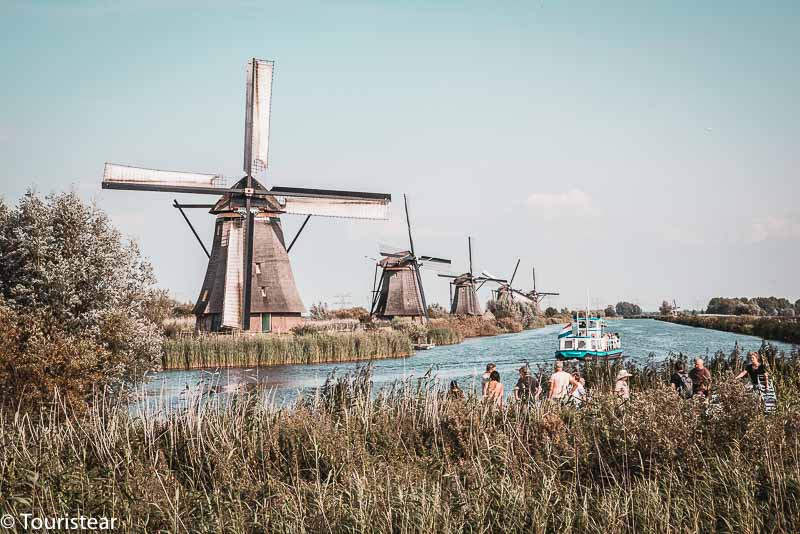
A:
509;259;521;286
481;270;502;281
537;291;560;296
243;58;274;176
273;187;390;220
419;259;452;273
532;267;536;292
418;255;451;265
102;163;230;195
404;194;415;256
511;288;534;302
438;273;458;279
378;242;407;256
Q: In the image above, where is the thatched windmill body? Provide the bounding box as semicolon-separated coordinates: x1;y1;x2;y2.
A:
102;58;391;333
438;237;504;316
370;195;450;322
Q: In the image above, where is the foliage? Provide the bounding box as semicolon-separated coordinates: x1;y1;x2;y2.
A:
604;304;616;317
426;302;449;319
616;301;642;316
545;306;559;317
661;315;800;344
659;300;674;316
707;296;796;316
3;346;800;532
309;301;332;320
0;191;162;412
331;306;370;321
162;330;413;369
426;327;463;345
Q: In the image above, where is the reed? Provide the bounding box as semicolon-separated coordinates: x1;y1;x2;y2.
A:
426;326;464;345
2;346;799;532
162;330;413;369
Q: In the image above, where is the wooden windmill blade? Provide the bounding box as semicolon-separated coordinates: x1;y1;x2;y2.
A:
243;58;274;177
102;163;232;195
509;259;521;286
272;186;391;220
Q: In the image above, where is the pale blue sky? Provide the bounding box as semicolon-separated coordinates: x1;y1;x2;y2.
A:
1;0;798;311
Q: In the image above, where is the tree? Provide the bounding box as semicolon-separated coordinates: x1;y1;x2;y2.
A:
545;306;558;318
0;191;162;411
604;305;616;317
659;300;674;316
615;301;641;317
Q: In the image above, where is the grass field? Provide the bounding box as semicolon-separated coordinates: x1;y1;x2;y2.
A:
2;345;799;532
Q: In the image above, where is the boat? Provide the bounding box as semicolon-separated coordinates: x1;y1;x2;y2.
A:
413;343;436;350
555;311;623;361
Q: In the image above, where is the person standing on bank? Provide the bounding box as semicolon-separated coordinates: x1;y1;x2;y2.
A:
670;361;693;398
484;370;504;408
689;358;712;398
514;366;539;402
482;363;496;396
735;351;769;388
614;369;632;401
548;361;580;402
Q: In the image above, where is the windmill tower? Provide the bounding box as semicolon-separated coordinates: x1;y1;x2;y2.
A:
439;237;504;316
370;195;451;322
524;267;560;314
102;58;391;333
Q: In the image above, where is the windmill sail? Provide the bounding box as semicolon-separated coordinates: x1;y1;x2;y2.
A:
277;193;390;220
243;58;274;176
103;163;227;192
222;222;243;328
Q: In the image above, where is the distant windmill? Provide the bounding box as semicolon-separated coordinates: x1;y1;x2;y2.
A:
523;267;560;314
101;58;391;333
370;195;451;321
438;237;505;316
484;259;527;305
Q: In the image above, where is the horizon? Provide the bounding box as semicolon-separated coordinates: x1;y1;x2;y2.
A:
1;1;798;312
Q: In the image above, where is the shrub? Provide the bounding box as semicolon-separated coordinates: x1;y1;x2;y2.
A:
0;191;162;412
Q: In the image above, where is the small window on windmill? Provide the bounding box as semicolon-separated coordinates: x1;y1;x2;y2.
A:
221;226;229;247
260;287;266;298
216;224;222;237
255;262;262;274
201;289;209;301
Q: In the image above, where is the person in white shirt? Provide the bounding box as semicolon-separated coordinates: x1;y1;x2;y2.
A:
548;361;580;401
570;373;587;407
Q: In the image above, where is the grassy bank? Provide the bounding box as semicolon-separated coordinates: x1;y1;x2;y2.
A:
2;345;800;532
162;330;413;369
659;315;800;344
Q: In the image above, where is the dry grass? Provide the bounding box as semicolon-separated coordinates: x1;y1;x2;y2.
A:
1;346;799;532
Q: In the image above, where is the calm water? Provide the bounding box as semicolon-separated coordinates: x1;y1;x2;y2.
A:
141;319;795;408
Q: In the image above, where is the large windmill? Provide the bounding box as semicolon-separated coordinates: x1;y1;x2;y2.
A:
522;267;560;314
102;58;391;333
438;237;504;316
370;195;450;322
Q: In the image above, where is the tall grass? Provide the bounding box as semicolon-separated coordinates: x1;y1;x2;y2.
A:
2;346;799;532
162;330;412;369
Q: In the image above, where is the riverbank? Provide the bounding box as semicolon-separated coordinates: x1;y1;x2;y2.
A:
658;315;800;344
5;345;800;532
161;315;569;370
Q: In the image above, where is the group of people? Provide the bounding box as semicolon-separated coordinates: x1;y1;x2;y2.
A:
448;350;769;408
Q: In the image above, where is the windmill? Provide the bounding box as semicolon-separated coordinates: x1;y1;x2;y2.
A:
484;259;527;305
101;58;391;333
523;267;560;314
370;195;450;322
438;237;505;316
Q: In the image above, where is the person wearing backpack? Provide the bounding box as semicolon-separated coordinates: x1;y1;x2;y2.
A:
670;361;693;399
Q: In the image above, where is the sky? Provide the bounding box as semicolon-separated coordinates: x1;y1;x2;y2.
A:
1;0;798;312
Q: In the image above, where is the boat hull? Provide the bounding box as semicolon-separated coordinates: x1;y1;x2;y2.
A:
555;349;624;361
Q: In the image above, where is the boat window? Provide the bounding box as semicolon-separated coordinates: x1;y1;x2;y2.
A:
589;321;597;329
564;340;573;349
578;340;586;349
590;340;596;350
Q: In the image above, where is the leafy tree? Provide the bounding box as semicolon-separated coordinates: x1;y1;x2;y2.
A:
426;303;448;319
0;191;162;411
545;306;558;318
659;300;674;316
604;305;616;317
615;301;641;317
309;302;332;320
